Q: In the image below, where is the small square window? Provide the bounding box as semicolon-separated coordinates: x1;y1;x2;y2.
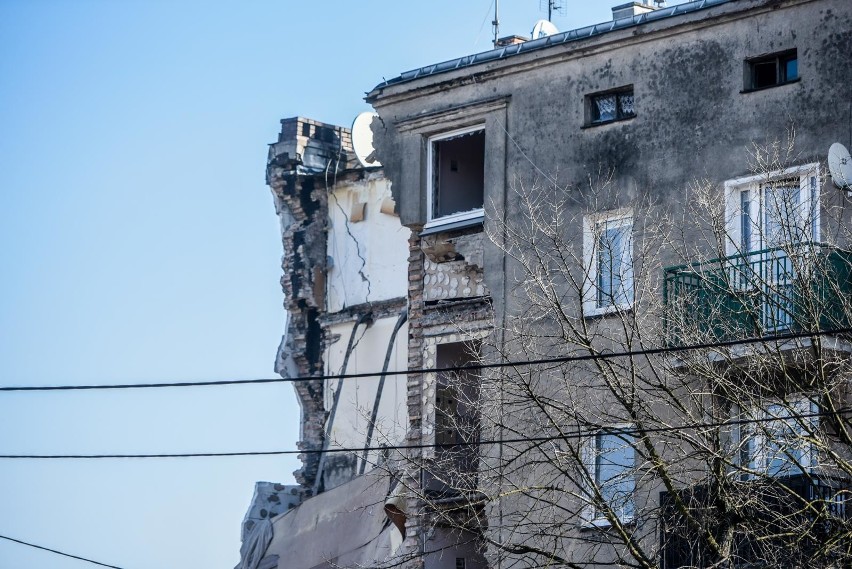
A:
587;87;635;126
746;50;798;90
426;126;485;229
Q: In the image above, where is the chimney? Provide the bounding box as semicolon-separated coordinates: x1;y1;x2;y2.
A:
612;1;659;20
495;35;528;48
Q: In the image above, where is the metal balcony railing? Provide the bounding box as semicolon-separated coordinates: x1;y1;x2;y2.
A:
659;473;851;568
663;243;852;346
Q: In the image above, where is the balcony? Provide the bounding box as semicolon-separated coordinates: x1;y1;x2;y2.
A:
659;473;851;568
663;244;852;347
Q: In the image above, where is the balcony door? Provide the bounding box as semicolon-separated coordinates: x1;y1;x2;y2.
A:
726;168;819;332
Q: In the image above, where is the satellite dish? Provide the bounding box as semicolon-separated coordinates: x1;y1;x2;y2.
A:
351;111;381;168
531;19;559;39
828;142;852;189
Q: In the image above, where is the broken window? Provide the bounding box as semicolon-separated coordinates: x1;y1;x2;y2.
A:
435;341;480;476
587;87;635;125
427;127;485;227
746;50;798;91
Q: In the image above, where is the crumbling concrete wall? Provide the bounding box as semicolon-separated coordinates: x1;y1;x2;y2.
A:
267;117;360;489
266;117;411;493
421;229;489;302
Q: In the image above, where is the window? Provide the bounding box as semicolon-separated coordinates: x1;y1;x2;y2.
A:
587;87;635;125
426;126;485;229
746;50;798;91
435;342;480;474
583;427;635;525
736;400;817;479
583;211;634;315
725;165;820;255
724;165;819;331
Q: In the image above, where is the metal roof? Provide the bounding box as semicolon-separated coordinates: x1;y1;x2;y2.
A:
375;0;734;89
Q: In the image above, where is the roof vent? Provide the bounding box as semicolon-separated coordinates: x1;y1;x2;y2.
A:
612;1;659;20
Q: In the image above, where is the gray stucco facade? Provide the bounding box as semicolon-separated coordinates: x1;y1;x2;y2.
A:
367;0;852;567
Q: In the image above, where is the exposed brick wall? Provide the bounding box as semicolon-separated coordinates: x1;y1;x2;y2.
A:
269;171;328;489
403;227;426;567
266;117;362;491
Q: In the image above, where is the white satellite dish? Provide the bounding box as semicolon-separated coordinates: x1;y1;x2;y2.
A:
351;111;381;168
531;19;559;40
828;142;852;189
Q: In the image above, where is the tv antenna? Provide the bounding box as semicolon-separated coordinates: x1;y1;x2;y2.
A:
540;0;564;22
492;0;500;46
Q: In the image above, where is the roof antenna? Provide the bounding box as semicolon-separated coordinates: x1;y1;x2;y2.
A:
542;0;564;22
492;0;500;47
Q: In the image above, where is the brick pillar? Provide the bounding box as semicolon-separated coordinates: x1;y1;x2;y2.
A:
403;227;426;569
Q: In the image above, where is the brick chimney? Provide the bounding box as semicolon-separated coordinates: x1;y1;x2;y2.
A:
612;1;658;20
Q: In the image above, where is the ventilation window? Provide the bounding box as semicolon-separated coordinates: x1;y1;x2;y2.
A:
426;126;485;229
746;50;798;91
586;86;635;126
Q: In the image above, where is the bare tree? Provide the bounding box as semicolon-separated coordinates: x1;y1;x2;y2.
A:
391;135;852;569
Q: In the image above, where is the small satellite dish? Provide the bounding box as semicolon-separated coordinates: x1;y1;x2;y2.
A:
828;142;852;189
531;19;559;40
351;111;381;168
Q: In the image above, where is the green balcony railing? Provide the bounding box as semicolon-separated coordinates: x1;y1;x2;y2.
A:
663;243;852;346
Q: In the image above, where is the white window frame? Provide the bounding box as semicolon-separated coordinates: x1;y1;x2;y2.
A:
733;398;818;479
723;163;820;256
581;424;636;527
582;209;634;316
424;125;486;231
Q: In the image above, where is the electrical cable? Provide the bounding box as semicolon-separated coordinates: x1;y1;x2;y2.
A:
2;326;851;392
0;407;846;460
0;534;124;569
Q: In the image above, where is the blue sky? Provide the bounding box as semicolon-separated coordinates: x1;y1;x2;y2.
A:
0;1;647;567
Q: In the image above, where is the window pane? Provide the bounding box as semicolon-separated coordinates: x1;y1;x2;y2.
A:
741;189;752;251
595;432;635;519
597;221;632;308
784;57;798;81
763;179;803;246
618;93;635;117
763;404;810;476
593;94;617;122
753;60;778;89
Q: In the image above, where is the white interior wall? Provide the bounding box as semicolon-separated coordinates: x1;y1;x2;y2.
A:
326;177;409;311
323;317;409;464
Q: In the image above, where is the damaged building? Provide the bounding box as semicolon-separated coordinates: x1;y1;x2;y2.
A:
235;117;411;569
366;0;852;568
240;0;852;568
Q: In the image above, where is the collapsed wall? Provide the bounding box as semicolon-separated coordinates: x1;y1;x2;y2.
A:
266;117;410;493
266;117;358;489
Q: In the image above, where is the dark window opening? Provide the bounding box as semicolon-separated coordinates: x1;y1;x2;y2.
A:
456;558;467;569
431;130;485;221
747;50;798;90
588;87;635;125
435;341;481;476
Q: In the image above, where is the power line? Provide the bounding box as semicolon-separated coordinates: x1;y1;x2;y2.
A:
0;407;846;460
1;326;850;392
0;534;124;569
